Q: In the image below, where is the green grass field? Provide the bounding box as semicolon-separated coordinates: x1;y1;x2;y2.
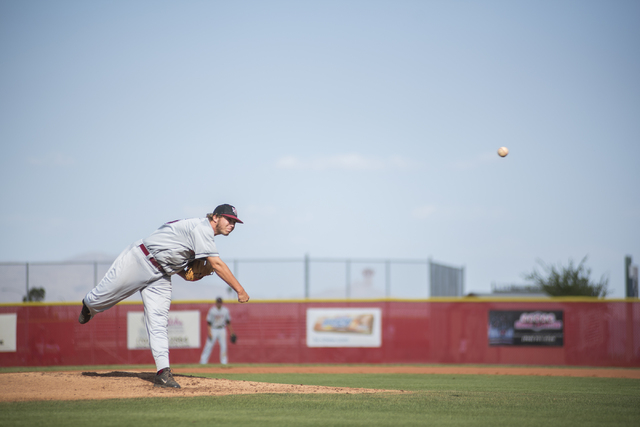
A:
1;366;639;427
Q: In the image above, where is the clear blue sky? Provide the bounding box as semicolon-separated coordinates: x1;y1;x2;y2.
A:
1;0;639;299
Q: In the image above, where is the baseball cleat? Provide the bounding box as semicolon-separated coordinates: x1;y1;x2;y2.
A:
78;300;92;324
154;368;181;388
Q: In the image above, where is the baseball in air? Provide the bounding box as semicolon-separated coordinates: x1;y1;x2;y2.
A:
497;147;509;157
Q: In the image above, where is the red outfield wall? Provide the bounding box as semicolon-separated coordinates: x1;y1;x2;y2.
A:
1;299;639;368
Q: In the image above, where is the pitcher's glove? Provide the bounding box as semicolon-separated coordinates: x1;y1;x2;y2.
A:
183;258;214;281
230;334;237;344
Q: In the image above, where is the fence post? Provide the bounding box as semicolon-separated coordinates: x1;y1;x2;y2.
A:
304;254;310;299
25;262;29;301
385;260;391;297
427;258;432;297
94;261;98;288
346;260;351;299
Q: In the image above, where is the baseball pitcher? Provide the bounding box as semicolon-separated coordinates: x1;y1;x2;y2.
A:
78;204;249;389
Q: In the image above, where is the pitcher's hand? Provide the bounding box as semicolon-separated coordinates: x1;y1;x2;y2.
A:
237;290;250;303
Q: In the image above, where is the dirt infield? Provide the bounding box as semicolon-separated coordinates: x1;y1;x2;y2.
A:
1;366;638;402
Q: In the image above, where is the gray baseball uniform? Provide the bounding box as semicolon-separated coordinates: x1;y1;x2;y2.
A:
199;305;231;364
83;218;219;371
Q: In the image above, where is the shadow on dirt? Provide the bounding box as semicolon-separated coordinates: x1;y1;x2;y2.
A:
82;371;195;384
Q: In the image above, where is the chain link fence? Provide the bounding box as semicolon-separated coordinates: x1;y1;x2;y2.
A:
0;257;464;303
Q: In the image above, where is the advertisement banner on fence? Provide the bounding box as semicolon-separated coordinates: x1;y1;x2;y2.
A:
127;310;201;350
488;310;564;346
306;308;382;347
0;313;17;352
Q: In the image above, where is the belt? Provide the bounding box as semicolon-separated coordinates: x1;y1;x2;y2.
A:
139;244;166;274
213;326;225;329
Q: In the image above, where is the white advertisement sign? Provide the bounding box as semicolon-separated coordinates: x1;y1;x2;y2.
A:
306;308;382;348
127;310;201;350
0;313;17;352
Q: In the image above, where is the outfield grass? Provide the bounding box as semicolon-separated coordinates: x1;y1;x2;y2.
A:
1;368;639;427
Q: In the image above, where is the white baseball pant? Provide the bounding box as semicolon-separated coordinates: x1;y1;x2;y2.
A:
199;327;228;364
83;240;172;371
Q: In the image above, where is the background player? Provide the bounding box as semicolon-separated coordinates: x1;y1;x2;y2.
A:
78;204;249;388
199;297;235;365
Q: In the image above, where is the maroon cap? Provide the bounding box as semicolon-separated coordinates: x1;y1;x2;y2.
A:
213;204;243;223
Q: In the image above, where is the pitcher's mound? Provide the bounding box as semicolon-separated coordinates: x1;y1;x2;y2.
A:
0;371;404;402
